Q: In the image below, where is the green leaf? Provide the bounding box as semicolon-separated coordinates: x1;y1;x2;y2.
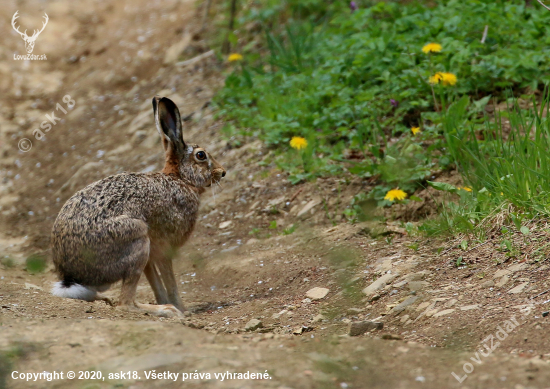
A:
520;226;530;235
427;181;458;193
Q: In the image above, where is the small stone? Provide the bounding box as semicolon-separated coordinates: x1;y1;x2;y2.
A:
391;296;419;314
271;310;288;320
363;273;399;296
496;275;509;288
369;294;382;302
293;326;313;335
245;319;263;331
508;263;528;272
400;314;410;323
509;282;529;294
267;196;285;207
348;321;383;336
433;309;455;318
311;314;325;323
375;259;393;272
393;281;408;288
297;199;321;217
416;302;431;312
219;221;232;229
493;269;512;278
460;304;479;311
444;299;458;308
482;280;495;288
425;309;439;317
306;287;330;300
408;281;428;292
24;283;43;290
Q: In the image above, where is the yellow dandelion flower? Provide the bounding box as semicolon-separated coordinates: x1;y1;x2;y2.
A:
429;72;457;86
462;186;472;192
422;43;442;54
440;72;457;86
411;127;421;135
290;136;308;150
429;73;443;85
228;53;243;62
384;189;407;202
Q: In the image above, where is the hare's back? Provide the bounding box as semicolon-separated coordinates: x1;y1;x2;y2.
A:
54;173;160;222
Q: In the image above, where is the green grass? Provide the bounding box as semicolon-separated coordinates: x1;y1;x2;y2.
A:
214;0;550;224
422;90;550;235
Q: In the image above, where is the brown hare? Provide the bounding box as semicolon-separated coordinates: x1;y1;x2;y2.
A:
51;96;226;317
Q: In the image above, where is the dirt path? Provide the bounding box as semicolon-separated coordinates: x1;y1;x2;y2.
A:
2;0;550;388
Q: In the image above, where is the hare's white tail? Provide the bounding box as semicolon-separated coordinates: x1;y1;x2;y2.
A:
52;281;97;301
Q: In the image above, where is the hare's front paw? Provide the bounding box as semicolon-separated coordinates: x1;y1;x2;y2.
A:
134;302;184;318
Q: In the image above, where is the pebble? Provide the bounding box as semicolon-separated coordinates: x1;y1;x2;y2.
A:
293;326;313;335
508;282;529;294
219;221;232;229
496;275;509;288
416;302;431;312
244;319;263;331
297;199;321;217
24;283;43;290
306;287;330;300
391;296;418;314
271;310;288;320
444;299;457;308
363;273;398;296
482;280;495;288
408;281;428;291
460;304;480;311
311;314;326;323
433;309;455;318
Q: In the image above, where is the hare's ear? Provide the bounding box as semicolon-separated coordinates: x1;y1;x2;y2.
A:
152;96;187;156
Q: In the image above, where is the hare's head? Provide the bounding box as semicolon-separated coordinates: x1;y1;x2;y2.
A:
152;96;226;187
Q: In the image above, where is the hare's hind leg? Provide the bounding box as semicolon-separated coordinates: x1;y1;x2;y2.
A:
116;236;150;308
115;237;181;318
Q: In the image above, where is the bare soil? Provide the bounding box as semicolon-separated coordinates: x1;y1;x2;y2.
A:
2;1;550;388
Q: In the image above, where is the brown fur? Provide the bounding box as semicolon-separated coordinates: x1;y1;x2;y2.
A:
51;96;225;316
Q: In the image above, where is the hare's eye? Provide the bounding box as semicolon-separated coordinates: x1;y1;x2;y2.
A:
195;151;207;161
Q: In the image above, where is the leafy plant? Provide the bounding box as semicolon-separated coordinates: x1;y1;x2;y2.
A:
216;0;550;219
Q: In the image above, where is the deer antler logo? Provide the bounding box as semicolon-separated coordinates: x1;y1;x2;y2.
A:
11;11;49;54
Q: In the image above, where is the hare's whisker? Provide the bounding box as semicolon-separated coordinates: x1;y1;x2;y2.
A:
211;184;217;203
